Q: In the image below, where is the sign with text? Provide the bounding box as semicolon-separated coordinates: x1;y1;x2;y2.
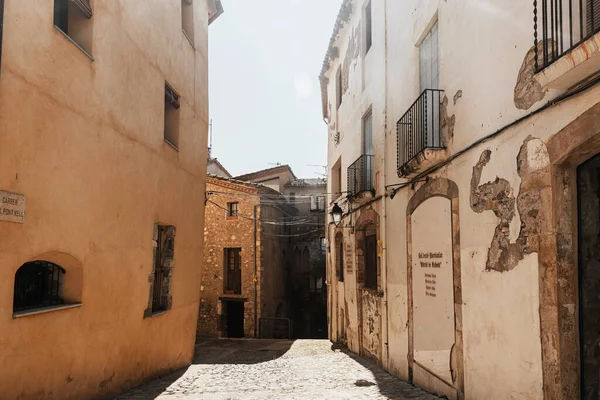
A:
411;196;454;384
344;242;353;272
0;191;26;223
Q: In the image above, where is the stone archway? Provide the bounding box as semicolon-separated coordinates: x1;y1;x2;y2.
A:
538;100;600;400
354;207;382;361
406;178;464;400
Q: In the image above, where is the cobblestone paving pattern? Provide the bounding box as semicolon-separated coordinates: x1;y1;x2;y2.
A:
115;339;441;400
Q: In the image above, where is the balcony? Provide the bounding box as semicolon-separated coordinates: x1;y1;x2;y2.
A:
347;154;374;197
534;0;600;88
397;89;445;177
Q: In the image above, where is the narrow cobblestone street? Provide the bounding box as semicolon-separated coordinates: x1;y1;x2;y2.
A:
115;340;440;400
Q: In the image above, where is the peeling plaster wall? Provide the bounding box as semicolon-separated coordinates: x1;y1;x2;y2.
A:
325;0;387;360
381;0;600;399
327;0;600;397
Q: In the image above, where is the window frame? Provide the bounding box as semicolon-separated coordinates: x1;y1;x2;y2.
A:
164;83;181;150
181;0;195;47
224;248;242;295
336;67;343;109
364;232;378;289
227;202;239;220
364;0;373;55
53;0;94;59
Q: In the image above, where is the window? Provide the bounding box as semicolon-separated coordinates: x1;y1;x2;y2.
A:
419;22;439;92
363;110;373;156
227;202;239;219
148;224;176;315
54;0;93;56
336;67;343;109
181;0;195;46
13;261;65;312
336;233;344;282
365;231;378;289
331;157;342;200
311;196;325;211
320;237;327;255
289;192;295;206
224;248;242;294
364;0;372;54
164;83;181;150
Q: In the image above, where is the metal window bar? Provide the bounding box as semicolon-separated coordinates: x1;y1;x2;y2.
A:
347;154;374;195
13;261;65;312
152;227;166;312
396;89;443;175
534;0;600;71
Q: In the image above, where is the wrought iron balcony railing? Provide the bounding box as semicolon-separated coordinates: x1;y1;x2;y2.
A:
396;89;444;174
347;154;374;196
534;0;600;71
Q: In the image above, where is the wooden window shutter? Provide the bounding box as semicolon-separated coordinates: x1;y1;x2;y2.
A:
70;0;93;18
165;84;181;110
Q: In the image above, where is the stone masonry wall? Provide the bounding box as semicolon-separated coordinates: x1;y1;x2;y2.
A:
198;180;259;338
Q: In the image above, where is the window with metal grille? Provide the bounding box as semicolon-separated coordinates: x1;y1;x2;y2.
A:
164;83;181;150
54;0;94;56
224;248;242;294
365;0;372;54
181;0;195;46
151;225;175;314
13;261;65;312
227;202;239;219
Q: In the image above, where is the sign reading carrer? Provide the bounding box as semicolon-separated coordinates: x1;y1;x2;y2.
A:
0;190;26;223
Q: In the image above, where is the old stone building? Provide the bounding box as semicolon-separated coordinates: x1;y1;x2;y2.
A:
199;175;289;338
236;166;328;338
322;0;600;399
0;1;221;399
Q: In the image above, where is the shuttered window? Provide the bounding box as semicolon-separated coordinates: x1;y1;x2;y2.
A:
419;23;439;93
363;111;373;156
587;0;600;35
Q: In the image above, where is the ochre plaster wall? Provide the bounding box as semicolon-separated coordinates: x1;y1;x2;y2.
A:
0;1;212;399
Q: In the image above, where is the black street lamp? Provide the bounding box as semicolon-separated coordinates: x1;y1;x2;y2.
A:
330;203;343;225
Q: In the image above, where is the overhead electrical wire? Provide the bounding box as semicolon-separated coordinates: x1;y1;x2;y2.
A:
206;199;325;227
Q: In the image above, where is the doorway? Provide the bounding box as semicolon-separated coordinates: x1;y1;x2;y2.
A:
577;153;600;399
222;300;245;338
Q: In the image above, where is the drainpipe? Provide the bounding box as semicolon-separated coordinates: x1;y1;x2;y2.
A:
382;0;391;371
254;204;258;337
0;0;5;75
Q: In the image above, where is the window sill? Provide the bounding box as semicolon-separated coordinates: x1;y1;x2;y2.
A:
182;30;196;49
227;216;239;221
13;303;82;319
150;310;168;318
164;139;179;152
54;26;94;61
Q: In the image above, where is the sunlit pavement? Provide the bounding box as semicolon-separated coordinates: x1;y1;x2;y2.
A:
115;339;441;400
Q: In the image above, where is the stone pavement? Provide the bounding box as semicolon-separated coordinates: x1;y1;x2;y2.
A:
115;339;441;400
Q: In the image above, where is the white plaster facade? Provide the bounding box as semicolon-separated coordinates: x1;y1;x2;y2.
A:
323;1;600;399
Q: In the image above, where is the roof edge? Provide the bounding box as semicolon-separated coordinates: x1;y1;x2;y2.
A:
319;0;354;119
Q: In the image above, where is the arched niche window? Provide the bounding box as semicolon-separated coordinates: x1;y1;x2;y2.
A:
13;261;65;312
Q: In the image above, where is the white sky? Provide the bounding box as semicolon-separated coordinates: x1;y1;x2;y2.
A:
208;0;343;179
